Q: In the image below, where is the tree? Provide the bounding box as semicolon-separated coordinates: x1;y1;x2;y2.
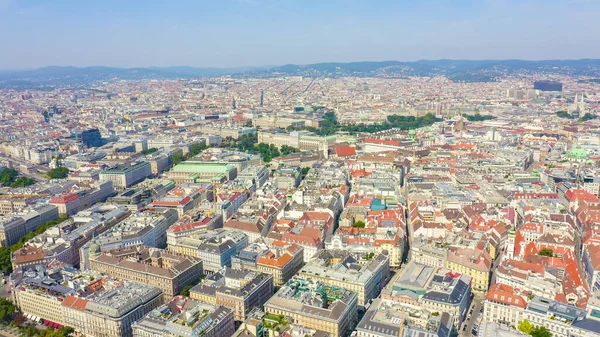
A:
189;143;208;157
55;326;75;337
301;167;311;179
0;168;18;186
352;221;366;228
280;145;300;156
0;247;11;274
579;113;598;122
47;167;70;179
461;113;496;122
172;153;185;166
530;326;552;337
10;177;35;187
141;148;158;155
12;312;26;327
0;298;15;322
538;248;554;257
518;320;533;334
180;285;194;297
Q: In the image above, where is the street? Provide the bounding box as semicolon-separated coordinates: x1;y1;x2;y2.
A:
460;296;484;337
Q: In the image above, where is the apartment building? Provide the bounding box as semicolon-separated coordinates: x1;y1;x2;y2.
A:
189;268;273;321
384;261;472;328
231;240;304;287
483;284;600;337
79;208;178;270
0;204;58;247
10;261;162;337
10;261;86;326
0;195;37;215
62;280;163;337
166;212;224;244
168;228;248;273
298;250;389;307
326;226;405;268
11;204;130;269
132;296;235;337
49;180;114;216
89;245;203;301
264;276;358;337
354;298;453;337
445;247;491;293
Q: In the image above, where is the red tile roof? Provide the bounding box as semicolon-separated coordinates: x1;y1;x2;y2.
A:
335;147;356;157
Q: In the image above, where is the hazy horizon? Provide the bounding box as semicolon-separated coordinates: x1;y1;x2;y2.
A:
4;57;600;72
1;0;599;69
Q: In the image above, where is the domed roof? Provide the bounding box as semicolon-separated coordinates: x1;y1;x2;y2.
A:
90;240;101;256
567;147;587;159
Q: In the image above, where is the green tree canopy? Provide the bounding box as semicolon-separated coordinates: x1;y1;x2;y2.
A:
530;326;552;337
518;320;533;334
141;147;158;155
47;167;70;179
180;284;194;297
189;143;208;157
0;298;15;322
461;113;496;121
0;168;35;187
538;248;554;257
172;153;185;166
301;167;311;178
352;221;366;228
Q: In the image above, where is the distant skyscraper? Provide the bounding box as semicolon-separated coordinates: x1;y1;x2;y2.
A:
260;90;264;107
80;129;103;148
232;97;237;110
534;81;563;92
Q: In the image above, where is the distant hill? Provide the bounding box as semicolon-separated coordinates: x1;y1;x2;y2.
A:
256;59;600;79
2;59;600;88
0;65;271;89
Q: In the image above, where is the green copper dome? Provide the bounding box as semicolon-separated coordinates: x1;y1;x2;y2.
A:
567;147;587;159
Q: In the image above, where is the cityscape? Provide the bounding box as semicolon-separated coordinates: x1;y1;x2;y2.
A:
1;1;600;337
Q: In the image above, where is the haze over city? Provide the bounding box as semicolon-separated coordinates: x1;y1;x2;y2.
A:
1;0;600;69
2;1;600;337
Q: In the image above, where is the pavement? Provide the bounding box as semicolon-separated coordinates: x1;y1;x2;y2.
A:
0;326;20;337
460;296;484;336
460;255;503;336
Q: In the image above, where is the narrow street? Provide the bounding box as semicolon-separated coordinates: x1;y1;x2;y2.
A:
460;296;484;336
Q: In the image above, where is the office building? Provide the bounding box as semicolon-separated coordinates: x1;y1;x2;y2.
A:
534;80;563;92
100;162;152;189
78;129;104;148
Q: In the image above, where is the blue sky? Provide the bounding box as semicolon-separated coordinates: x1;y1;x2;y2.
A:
0;0;598;69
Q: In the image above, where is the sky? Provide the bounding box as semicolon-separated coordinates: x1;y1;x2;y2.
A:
0;0;599;69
